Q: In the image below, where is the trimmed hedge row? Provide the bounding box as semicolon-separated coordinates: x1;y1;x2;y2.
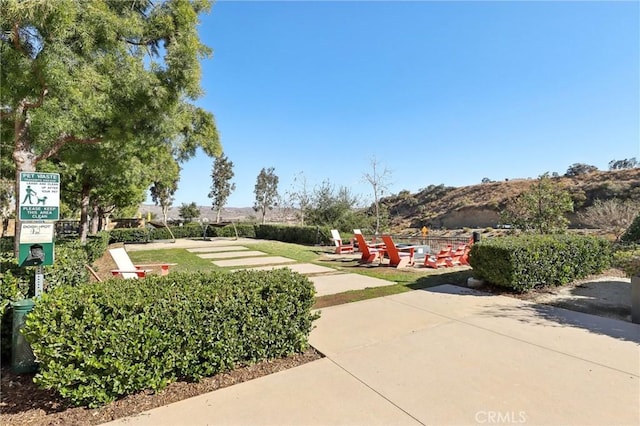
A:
23;269;319;407
109;223;331;245
255;224;330;245
469;234;612;292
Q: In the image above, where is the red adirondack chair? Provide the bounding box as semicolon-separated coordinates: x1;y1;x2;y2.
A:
381;235;415;268
353;232;384;264
424;245;453;269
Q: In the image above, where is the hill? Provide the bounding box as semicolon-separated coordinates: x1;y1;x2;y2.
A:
139;169;639;230
383;169;640;231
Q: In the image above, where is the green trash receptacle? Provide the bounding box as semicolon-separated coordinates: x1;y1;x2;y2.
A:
11;299;38;373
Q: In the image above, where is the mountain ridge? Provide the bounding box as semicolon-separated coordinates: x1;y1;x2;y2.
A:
140;168;640;229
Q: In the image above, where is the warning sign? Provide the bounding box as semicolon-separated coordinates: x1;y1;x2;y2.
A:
19;172;60;221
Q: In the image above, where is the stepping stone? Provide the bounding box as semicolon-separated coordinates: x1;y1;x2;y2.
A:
187;246;249;253
213;256;296;267
310;273;394;297
240;263;338;275
198;250;266;259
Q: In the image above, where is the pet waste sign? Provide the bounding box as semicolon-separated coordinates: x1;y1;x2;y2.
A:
18;223;55;267
19;172;60;220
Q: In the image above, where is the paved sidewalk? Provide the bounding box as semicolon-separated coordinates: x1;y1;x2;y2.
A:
104;285;640;426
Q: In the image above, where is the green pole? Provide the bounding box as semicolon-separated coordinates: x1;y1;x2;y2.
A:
11;299;38;374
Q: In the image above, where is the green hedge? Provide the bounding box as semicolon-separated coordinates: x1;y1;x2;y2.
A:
23;269;320;407
109;223;329;245
255;224;331;245
83;232;111;263
109;228;150;244
612;243;640;277
469;234;612;292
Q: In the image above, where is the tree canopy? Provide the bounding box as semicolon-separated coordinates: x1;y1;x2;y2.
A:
178;202;200;222
208;153;235;223
1;0;221;248
500;174;574;234
253;167;279;224
609;158;638;170
564;163;598;177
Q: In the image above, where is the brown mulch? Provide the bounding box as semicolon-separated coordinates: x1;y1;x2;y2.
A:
0;347;323;426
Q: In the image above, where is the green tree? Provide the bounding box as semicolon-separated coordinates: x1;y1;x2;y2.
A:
150;180;178;227
1;0;220;253
208;154;235;223
150;147;180;232
253;167;279;224
178;202;200;223
305;180;367;231
48;141;155;240
564;163;598;177
500;173;574;234
609;158;638;170
621;213;640;243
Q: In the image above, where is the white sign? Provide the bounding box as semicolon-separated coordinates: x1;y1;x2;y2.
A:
19;223;55;244
19;172;60;220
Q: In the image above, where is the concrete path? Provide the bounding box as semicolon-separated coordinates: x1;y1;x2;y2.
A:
239;263;338;275
104;285;640;426
311;273;398;297
197;250;267;259
186;246;249;253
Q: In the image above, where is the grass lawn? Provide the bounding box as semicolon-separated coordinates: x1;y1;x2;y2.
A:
125;239;474;308
126;248;215;273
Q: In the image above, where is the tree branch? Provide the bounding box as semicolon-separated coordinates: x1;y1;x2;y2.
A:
21;87;48;111
12;22;23;52
35;135;102;163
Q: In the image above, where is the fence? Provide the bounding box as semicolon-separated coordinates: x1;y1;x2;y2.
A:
380;234;474;254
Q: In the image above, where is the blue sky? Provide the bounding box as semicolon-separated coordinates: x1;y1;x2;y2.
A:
163;0;639;209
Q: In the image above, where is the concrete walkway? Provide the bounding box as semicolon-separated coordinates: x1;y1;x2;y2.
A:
104;285;639;426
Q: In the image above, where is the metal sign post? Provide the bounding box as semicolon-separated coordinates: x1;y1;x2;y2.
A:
18;172;60;298
34;266;44;297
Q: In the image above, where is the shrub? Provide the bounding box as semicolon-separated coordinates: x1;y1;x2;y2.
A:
0;236;14;253
621;214;640;243
23;269;319;407
44;240;90;291
612;244;640;277
83;232;111;263
109;228;150;244
469;234;612;292
256;224;331;245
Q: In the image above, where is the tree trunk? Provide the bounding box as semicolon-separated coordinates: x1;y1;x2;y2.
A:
162;204;169;225
79;181;91;243
12;126;38;255
90;204;100;234
216;207;221;223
